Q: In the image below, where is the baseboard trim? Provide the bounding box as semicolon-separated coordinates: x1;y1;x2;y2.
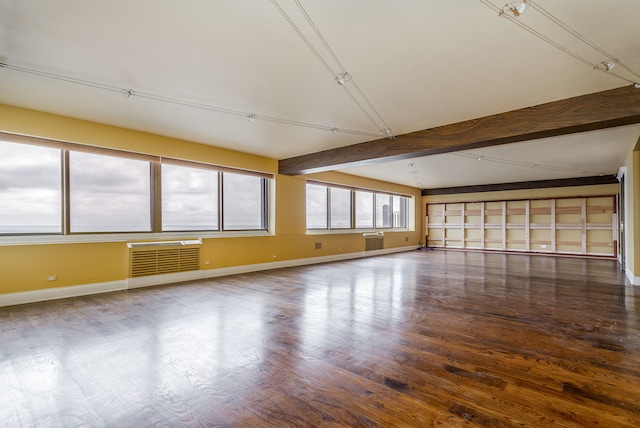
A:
625;267;640;286
127;271;203;289
0;280;127;308
0;246;418;307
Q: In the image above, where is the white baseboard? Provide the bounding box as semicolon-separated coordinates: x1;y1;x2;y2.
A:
0;280;127;308
0;246;418;307
127;270;203;289
625;267;640;286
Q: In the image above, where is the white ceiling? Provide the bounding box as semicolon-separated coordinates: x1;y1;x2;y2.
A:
1;0;639;189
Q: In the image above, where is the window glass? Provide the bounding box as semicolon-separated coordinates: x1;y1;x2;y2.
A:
222;172;266;230
375;194;393;228
306;183;328;229
0;141;62;234
355;190;374;228
393;195;408;228
162;164;219;231
70;151;151;232
330;187;351;228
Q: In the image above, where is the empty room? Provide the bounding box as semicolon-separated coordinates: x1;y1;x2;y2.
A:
1;1;640;426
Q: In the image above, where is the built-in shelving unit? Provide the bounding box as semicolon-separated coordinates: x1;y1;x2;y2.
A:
426;196;616;257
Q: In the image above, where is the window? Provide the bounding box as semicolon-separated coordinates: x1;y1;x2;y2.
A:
162;163;219;231
306;183;328;229
222;172;267;230
69;151;151;232
306;181;410;231
0;140;62;234
0;135;271;236
355;191;374;228
330;187;351;228
393;195;408;228
376;194;393;228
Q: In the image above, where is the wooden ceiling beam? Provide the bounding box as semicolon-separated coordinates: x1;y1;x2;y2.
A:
279;85;640;175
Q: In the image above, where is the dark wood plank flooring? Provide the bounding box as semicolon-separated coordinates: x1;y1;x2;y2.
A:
1;250;639;427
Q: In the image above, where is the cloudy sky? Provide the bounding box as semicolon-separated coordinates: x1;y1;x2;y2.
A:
0;141;62;233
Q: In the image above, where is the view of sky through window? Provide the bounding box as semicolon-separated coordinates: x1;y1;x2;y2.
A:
0;141;62;233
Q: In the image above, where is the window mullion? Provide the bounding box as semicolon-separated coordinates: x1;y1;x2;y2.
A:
351;191;356;229
262;178;268;230
151;161;162;233
326;186;331;230
219;172;224;231
373;193;377;229
62;150;70;235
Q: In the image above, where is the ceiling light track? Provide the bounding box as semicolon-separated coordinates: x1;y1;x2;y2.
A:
531;1;640;81
407;161;424;188
454;152;608;176
272;0;394;138
0;62;383;139
479;0;640;87
292;0;395;137
498;0;529;18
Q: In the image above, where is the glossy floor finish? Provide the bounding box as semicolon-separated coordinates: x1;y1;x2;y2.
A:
1;251;639;427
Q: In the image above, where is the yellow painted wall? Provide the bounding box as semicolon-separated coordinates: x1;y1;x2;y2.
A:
0;104;422;295
0;243;125;293
628;149;640;277
0;104;276;173
202;171;421;269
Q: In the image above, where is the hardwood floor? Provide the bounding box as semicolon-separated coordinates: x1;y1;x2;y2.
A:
1;250;639;427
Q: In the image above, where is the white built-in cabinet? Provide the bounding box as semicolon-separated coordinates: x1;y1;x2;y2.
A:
426;196;616;257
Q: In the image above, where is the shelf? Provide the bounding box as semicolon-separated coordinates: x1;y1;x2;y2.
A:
426;196;616;257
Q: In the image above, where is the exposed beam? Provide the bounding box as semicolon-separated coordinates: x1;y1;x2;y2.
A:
421;175;618;196
279;85;640;175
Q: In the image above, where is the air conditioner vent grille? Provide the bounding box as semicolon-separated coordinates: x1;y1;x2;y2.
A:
129;246;201;278
364;233;384;251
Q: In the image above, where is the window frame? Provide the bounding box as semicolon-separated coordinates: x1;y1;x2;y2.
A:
305;183;329;230
0;139;65;235
221;171;269;231
160;161;221;232
0;132;272;238
305;180;411;232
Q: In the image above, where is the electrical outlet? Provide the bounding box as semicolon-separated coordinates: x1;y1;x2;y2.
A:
46;275;58;282
405;236;409;242
541;244;547;249
315;242;322;249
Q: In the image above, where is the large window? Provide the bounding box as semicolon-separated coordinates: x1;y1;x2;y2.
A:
393;195;408;228
355;191;374;228
70;151;151;233
0;136;270;235
330;187;351;229
306;183;328;229
306;182;410;231
222;172;267;230
376;193;393;228
0;141;62;234
162;163;219;231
